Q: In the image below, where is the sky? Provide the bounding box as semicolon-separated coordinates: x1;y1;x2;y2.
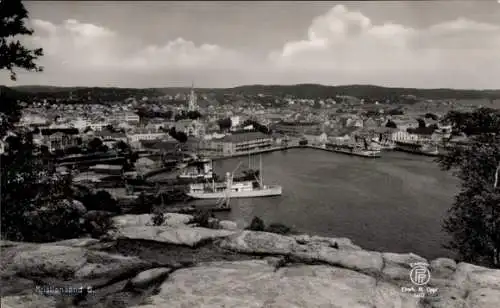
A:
2;1;500;89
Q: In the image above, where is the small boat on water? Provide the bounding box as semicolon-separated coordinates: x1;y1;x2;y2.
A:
186;156;282;199
394;140;440;156
326;139;381;158
371;134;396;151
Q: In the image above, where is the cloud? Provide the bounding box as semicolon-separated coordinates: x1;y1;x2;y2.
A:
27;19;244;73
269;5;500;88
4;6;500;89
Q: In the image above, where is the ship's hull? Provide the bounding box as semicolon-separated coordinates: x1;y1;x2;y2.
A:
371;139;396;151
326;145;381;158
331;149;381;158
187;186;282;199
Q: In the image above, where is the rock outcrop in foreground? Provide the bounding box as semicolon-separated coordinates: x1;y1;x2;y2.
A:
1;213;499;308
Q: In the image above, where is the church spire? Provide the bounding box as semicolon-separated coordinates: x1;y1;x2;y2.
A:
188;81;198;112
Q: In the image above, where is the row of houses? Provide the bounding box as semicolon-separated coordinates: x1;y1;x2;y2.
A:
200;131;274;156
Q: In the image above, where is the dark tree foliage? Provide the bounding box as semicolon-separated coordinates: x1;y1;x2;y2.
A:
168;127;188;143
114;140;130;153
217;117;232;131
190;209;216;228
0;2;114;242
298;139;308;146
437;108;500;267
0;87;22;136
443;108;500;137
152;211;165;226
87;137;103;152
246;216;265;232
385;120;398;129
136;108;173;120
175;131;188;143
1;133;80;241
244;216;294;235
407;119;437;135
424;113;439;121
266;223;293;235
0;0;44;81
77;190;121;213
241;119;270;134
174;110;202;121
387;108;405;116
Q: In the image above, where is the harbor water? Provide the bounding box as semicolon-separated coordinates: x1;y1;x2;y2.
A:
208;148;460;260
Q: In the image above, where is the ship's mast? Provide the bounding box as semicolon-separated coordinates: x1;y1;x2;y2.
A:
259;154;263;188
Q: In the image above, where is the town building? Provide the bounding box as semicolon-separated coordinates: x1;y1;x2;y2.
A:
273;121;321;137
175;119;205;137
108;112;140;124
89;122;110;132
205;131;273;156
127;128;168;143
95;131;128;144
41;131;81;152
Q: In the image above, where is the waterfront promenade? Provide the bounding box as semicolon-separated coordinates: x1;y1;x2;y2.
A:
207;143;381;161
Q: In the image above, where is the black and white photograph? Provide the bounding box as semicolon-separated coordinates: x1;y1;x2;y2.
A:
1;1;499;307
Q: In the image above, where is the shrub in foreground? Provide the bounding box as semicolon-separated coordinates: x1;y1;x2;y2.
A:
246;216;265;232
190;209;218;228
245;216;295;235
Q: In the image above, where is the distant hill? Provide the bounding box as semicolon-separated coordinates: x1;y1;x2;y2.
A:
226;84;500;101
10;85;86;93
8;84;500;101
0;86;29;100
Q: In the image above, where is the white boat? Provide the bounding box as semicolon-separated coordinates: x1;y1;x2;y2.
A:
326;143;381;158
186;156;282;199
371;137;396;150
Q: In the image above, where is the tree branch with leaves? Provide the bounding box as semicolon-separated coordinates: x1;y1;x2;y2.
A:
0;0;44;81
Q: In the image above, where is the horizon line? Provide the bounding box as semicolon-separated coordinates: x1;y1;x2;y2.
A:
6;83;500;92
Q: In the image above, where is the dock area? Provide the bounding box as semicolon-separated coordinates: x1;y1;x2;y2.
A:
306;145;381;158
209;145;301;161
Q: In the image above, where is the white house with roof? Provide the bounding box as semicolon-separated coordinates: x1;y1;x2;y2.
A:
127;128;168;143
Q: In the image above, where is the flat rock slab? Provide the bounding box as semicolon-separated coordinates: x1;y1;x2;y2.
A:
129;267;172;289
293;234;362;250
49;238;101;248
129;260;419;308
382;252;428;281
218;231;299;255
1;294;56;308
452;262;500;291
2;242;150;281
116;226;238;247
466;288;500;308
219;231;384;274
113;213;193;228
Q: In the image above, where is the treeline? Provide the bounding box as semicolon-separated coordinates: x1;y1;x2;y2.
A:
229;84;500;101
13;84;500;103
